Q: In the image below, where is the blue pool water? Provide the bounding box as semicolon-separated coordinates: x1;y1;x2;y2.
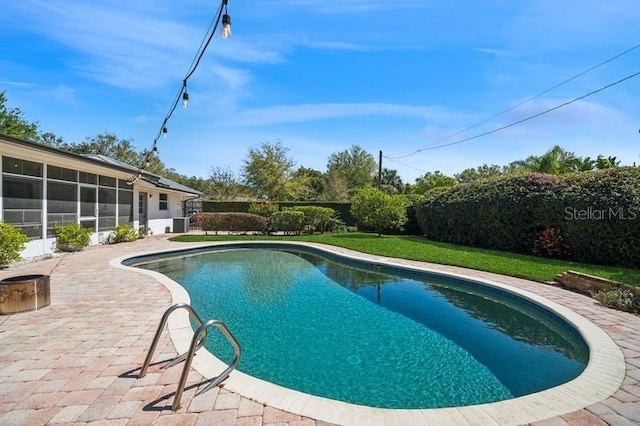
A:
135;245;589;409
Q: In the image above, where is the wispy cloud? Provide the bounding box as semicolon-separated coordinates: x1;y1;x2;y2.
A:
476;48;514;57
0;80;41;89
306;41;374;52
224;103;457;127
5;1;283;90
265;0;430;14
504;0;640;50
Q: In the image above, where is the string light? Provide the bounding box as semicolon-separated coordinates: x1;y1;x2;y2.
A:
182;82;189;109
127;0;232;184
222;14;231;39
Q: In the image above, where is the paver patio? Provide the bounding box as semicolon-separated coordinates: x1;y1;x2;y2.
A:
0;234;639;425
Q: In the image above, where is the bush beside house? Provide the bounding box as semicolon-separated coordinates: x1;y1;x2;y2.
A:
0;222;29;267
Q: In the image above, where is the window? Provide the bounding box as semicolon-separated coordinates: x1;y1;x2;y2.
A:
99;175;116;187
47;165;77;182
118;189;134;225
79;171;97;184
2;176;43;238
118;179;132;189
46;181;77;237
98;187;117;231
159;193;168;210
2;156;42;177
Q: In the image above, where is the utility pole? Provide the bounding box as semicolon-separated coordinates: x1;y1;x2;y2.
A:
378;150;382;189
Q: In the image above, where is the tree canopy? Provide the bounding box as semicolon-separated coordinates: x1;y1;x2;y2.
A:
241;141;298;200
326;145;377;197
0;91;39;140
1;92;632;202
413;171;457;193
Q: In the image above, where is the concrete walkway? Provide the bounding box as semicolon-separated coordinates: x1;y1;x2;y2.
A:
0;235;638;425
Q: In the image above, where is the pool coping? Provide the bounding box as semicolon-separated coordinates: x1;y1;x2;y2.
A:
112;240;626;426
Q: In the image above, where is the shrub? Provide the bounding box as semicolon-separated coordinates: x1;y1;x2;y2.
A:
248;202;280;218
106;224;138;244
199;213;267;235
324;216;348;233
286;206;337;233
351;187;408;236
138;226;151;239
532;226;572;257
54;222;92;251
268;210;305;235
416;168;640;267
0;222;29;267
592;289;636;313
204;201;356;226
402;194;424;236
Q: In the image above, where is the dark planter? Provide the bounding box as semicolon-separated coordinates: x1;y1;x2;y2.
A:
57;242;83;252
0;274;51;315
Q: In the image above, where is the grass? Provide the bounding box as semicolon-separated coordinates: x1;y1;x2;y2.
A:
171;232;640;286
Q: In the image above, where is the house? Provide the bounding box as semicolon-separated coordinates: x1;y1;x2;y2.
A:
1;133;203;258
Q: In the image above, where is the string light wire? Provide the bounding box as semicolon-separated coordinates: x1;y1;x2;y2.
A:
128;0;230;184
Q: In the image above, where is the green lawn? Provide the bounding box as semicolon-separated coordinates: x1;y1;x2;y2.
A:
171;233;640;286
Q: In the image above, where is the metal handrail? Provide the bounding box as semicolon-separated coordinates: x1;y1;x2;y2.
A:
139;302;242;412
172;319;241;411
139;303;206;378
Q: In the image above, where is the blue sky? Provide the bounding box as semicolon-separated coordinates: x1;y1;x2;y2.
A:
1;0;639;183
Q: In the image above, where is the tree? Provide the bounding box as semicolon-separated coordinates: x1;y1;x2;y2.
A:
595;155;620;169
208;166;243;201
413;171;457;194
570;157;595;172
242;141;297;200
378;168;405;194
326;145;377;197
62;132;142;165
455;164;503;183
508;145;585;175
291;166;325;201
350;187;407;236
38;131;66;147
319;169;350;201
0;91;39;140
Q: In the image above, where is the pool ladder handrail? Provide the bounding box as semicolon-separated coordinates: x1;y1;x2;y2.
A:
139;302;242;411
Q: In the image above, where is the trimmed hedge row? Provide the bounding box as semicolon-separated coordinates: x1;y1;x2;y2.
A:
193;212;267;234
202;201;355;226
416;168;640;267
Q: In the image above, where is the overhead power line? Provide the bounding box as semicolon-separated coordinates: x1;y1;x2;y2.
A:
415;70;640;152
385;69;640;159
386;43;640;160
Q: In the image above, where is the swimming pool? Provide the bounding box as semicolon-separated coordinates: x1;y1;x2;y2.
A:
131;242;589;409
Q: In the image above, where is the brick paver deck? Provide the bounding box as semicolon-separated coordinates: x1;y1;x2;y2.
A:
0;235;638;425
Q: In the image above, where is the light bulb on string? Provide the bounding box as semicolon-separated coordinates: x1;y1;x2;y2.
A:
127;0;234;184
221;14;231;39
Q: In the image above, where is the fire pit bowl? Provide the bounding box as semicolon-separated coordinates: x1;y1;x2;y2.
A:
0;274;50;315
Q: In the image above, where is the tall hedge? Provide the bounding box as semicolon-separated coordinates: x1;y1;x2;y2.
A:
416;168;640;267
